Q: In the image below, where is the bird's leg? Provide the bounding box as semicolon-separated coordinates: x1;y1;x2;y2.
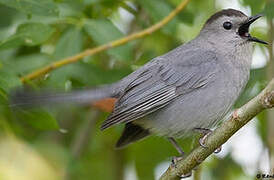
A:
168;137;184;167
168;137;184;156
194;128;221;153
168;137;192;178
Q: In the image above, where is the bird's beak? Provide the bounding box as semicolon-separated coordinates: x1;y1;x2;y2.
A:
238;14;268;45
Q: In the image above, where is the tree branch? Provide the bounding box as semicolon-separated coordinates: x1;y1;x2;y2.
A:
20;0;191;83
266;17;274;173
160;78;274;180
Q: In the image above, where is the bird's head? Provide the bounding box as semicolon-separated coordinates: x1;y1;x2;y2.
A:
200;9;268;46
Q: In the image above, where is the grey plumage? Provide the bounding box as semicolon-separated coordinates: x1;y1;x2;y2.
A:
11;9;267;149
101;49;219;130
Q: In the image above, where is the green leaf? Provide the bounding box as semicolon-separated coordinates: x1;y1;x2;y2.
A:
138;0;179;35
177;10;195;25
53;27;83;59
3;53;52;75
84;19;133;61
0;0;59;16
208;155;249;180
44;27;84;88
0;23;55;49
0;70;22;92
44;62;131;88
17;108;59;130
241;0;265;15
0;5;17;28
264;1;274;19
256;111;267;144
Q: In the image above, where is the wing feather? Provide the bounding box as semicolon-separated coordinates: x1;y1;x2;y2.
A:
101;50;219;130
101;85;176;129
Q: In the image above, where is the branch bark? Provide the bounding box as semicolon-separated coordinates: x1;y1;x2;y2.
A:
160;78;274;180
20;0;191;83
266;17;274;173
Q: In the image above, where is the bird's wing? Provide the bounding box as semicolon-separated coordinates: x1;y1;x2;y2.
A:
101;50;219;130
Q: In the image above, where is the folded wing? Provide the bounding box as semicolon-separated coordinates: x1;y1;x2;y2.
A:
101;50;219;130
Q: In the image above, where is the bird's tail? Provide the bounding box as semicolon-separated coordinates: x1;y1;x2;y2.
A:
9;84;118;107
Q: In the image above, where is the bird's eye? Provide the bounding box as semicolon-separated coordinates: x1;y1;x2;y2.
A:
223;22;232;30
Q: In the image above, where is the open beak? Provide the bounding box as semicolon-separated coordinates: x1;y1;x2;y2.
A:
238;14;268;45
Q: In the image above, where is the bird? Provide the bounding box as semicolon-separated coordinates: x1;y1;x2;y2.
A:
11;9;267;165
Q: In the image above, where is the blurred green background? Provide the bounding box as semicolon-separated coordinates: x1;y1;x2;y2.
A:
0;0;273;179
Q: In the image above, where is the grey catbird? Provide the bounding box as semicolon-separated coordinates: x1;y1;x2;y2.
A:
12;9;267;158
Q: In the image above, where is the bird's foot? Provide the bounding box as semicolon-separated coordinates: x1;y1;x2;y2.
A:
170;156;183;168
168;137;192;178
170;156;192;178
179;172;192;178
168;137;185;168
195;128;222;153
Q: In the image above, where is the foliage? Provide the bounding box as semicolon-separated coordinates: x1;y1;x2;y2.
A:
0;0;272;180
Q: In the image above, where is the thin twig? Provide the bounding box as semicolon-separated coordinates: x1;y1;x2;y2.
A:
20;0;191;83
64;110;100;180
70;110;100;158
160;78;274;180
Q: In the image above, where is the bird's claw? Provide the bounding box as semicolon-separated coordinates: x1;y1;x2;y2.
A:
199;132;210;148
170;157;192;178
214;146;222;153
179;172;192;178
170;156;183;168
196;128;222;153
